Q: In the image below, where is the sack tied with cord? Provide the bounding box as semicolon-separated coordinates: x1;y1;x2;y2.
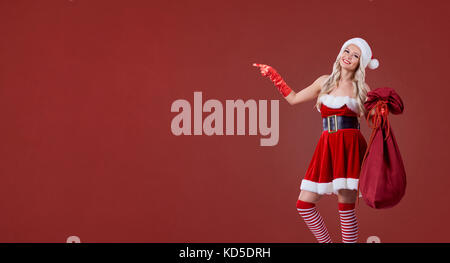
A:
359;87;406;209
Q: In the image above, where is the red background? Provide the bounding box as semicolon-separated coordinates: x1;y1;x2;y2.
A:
0;0;449;242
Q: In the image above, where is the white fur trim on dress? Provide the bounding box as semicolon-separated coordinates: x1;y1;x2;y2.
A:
300;178;360;195
317;94;359;115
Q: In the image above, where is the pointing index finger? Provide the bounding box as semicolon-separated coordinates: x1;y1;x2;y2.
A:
252;63;265;68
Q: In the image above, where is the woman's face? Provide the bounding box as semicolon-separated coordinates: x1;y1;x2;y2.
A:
339;44;361;72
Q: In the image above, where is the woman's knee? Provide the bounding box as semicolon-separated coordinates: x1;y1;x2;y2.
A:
298;190;322;204
337;189;357;203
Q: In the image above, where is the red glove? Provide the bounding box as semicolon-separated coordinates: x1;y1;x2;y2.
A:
252;63;293;97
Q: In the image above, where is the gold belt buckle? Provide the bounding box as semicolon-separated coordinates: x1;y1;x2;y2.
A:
327;115;338;133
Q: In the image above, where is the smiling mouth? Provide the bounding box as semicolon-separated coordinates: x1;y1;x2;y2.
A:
342;58;351;65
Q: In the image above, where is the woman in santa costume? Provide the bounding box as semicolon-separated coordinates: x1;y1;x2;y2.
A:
253;37;380;243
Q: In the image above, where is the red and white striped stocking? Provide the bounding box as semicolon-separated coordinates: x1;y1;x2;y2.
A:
338;203;358;243
296;200;332;243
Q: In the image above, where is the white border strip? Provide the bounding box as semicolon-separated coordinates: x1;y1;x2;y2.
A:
300;178;360;195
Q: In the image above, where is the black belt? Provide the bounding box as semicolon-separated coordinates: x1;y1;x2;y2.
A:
322;115;360;133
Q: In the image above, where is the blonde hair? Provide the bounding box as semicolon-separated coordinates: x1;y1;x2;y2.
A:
315;53;369;117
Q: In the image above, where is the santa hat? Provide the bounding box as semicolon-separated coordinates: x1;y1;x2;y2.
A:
338;37;379;70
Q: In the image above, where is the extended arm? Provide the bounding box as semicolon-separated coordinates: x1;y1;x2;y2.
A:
285;75;328;106
252;63;326;106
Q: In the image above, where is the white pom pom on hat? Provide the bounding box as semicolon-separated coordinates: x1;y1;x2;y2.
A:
338;37;379;70
368;57;379;69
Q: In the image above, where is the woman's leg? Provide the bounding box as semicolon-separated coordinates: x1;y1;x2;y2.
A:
296;190;332;243
337;189;357;203
337;189;358;243
298;190;322;203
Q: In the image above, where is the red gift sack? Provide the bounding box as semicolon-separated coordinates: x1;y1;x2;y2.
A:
359;87;406;209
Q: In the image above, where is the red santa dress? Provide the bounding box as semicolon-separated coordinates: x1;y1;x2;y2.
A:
300;94;368;195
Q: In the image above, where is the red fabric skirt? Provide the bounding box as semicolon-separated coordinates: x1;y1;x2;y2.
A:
300;104;367;195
